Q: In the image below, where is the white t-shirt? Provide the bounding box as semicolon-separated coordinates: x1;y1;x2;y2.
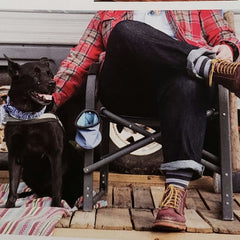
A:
133;10;175;38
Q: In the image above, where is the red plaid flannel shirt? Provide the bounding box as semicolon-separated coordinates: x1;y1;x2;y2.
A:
53;10;240;106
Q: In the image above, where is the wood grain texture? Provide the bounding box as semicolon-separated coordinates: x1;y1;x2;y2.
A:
70;210;96;229
113;187;132;208
150;186;164;208
131;209;155;231
133;187;154;209
95;208;132;230
55;216;72;228
185;209;212;233
186;189;207;210
198;210;240;234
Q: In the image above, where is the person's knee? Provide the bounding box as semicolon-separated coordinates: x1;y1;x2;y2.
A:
109;20;134;41
110;20;147;43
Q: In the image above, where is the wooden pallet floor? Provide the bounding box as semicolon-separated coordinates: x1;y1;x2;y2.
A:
52;172;240;239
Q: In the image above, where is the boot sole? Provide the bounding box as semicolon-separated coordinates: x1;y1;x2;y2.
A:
153;220;186;232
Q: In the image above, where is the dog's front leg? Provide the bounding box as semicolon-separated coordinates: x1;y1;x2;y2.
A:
6;153;22;208
50;152;62;207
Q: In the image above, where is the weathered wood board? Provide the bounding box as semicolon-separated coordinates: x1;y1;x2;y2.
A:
186;189;207;210
55;215;72;228
70;210;96;229
95;208;132;230
130;209;155;231
150;186;164;208
133;187;154;209
113;187;132;208
198;210;240;234
185;209;212;233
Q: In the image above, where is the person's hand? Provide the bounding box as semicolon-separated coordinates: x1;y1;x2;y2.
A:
212;44;233;61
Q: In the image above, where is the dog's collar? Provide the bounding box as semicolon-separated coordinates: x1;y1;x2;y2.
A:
3;97;47;121
0;98;63;129
0;97;47;125
1;106;63;131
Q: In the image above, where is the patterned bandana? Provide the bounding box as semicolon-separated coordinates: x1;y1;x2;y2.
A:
0;97;46;125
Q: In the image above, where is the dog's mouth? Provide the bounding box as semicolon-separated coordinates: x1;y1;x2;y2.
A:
29;91;53;105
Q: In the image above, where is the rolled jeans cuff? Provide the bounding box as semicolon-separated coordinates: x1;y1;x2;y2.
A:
160;160;205;180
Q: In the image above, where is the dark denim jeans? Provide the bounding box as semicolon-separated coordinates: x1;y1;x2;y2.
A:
99;20;215;178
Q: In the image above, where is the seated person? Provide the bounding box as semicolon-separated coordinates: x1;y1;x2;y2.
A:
52;10;240;231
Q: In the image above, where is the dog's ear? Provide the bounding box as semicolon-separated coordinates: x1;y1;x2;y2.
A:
4;54;20;79
40;57;50;67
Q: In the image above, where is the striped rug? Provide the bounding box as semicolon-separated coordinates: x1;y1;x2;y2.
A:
0;183;72;236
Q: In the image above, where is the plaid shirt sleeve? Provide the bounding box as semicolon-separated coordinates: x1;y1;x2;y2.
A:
199;10;240;60
53;12;105;106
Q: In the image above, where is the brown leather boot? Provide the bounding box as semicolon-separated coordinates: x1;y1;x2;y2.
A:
208;59;240;97
153;184;187;231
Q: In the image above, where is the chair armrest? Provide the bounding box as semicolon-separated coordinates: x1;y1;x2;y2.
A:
85;63;101;109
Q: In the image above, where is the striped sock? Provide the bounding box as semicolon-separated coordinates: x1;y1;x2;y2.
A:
194;56;212;78
165;170;193;189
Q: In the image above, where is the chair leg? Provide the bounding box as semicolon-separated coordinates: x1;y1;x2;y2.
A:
218;85;234;220
83;149;94;211
100;165;109;192
99;116;110;193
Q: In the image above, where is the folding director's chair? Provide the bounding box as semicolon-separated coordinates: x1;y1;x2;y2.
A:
82;62;233;221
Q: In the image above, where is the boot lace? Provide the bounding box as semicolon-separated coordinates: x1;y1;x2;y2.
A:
160;185;185;213
209;59;240;87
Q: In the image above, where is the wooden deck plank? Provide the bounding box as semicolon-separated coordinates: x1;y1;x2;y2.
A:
55;215;72;228
198;190;221;211
113;187;132;208
234;193;240;204
106;185;113;208
70;210;96;229
133;187;154;209
234;193;240;208
130;209;155;231
185;209;212;233
153;208;158;218
95;208;132;230
186;189;207;210
198;210;240;234
234;209;240;220
94;172;165;187
150;186;164;208
199;190;240;211
53;228;240;240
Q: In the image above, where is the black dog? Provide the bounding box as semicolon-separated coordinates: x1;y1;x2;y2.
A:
3;56;83;208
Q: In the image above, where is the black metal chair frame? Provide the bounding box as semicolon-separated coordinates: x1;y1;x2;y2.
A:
82;62;234;221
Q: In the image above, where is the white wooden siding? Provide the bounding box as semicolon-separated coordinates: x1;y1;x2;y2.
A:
0;11;95;45
0;11;240;45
